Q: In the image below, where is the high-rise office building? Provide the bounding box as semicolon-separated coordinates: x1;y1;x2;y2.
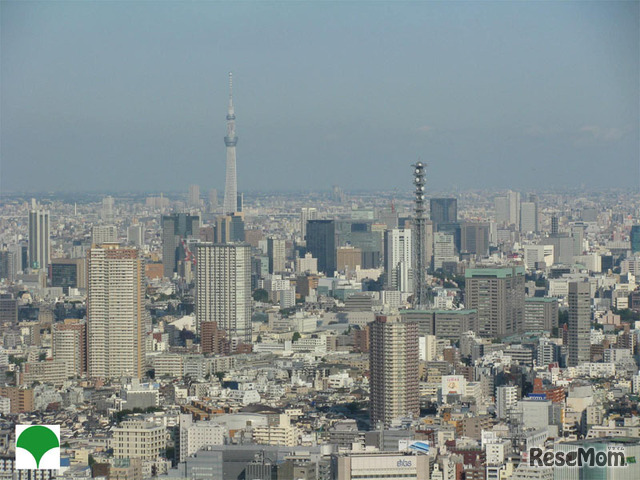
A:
306;220;336;275
236;192;244;213
465;266;525;337
571;223;586;256
335;220;382;269
300;207;318;240
127;224;144;247
28;204;50;270
495;191;520;227
267;237;286;274
460;222;490;256
0;250;16;282
537;338;560;366
523;244;554;270
87;244;145;379
568;281;590;367
208;189;219;212
524;297;558;332
551;215;559;235
196;243;251;342
508;191;521;228
520;201;538;233
101;196;114;223
369;315;419;427
632;226;640;253
6;244;23;276
433;232;456;270
0;294;18;326
215;214;245;243
51;258;87;291
430;198;457;225
496;385;518;420
91;225;117;245
384;228;413;293
495;196;509;226
223;73;238;215
188;184;201;207
162;213;200;278
336;246;362;272
541;235;574;265
378;207;399;230
423;220;434;272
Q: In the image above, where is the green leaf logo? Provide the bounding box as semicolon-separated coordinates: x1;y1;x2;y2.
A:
16;426;60;468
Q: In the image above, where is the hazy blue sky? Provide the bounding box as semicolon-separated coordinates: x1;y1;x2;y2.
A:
1;1;638;193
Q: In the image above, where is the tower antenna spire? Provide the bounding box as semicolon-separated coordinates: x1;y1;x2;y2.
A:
412;161;428;308
223;72;238;214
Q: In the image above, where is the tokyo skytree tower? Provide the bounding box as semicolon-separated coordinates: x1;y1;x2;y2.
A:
223;72;238;215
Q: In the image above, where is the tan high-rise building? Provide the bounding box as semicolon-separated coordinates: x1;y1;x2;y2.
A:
196;243;251;342
87;244;145;379
53;319;87;378
568;281;590;367
369;315;419;427
465;266;525;337
112;419;165;460
337;246;362;273
0;386;34;413
200;321;227;355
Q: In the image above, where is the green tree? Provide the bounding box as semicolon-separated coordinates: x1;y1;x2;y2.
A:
9;355;26;366
292;331;301;342
252;289;269;302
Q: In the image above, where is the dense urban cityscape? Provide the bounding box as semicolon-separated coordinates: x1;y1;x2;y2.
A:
2;1;639;480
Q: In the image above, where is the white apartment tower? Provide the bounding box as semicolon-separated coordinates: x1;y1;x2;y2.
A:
196;243;251;342
87;244;145;379
384;228;413;293
267;237;286;274
496;385;518;419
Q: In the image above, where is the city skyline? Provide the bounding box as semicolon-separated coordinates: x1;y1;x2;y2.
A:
1;2;638;193
2;2;640;478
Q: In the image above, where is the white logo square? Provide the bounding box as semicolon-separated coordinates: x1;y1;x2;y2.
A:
15;425;61;470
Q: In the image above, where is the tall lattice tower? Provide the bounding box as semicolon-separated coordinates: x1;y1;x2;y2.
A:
412;162;428;308
223;72;238;215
